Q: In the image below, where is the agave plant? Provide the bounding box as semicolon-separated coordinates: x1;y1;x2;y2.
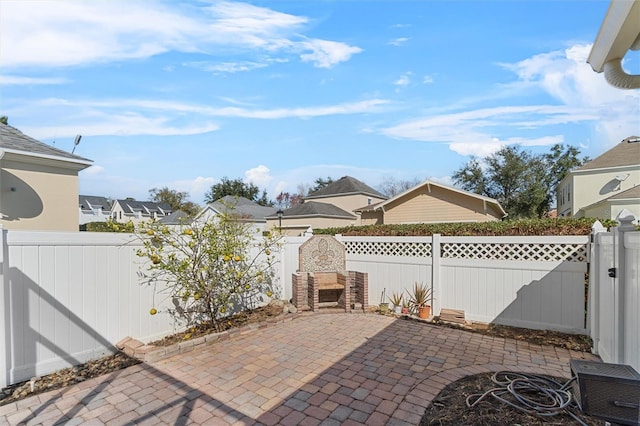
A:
388;291;403;307
406;282;432;311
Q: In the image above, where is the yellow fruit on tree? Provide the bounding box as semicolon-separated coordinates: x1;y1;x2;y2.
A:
150;308;158;315
265;249;271;255
234;255;241;262
266;291;273;297
147;229;154;236
223;255;231;262
193;292;200;300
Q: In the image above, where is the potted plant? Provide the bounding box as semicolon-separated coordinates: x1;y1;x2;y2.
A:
378;288;389;313
388;291;403;314
406;282;432;319
401;300;410;315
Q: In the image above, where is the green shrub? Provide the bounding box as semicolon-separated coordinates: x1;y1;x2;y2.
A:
85;219;135;233
314;217;619;237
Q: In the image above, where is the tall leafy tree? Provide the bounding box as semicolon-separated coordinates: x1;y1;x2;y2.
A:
149;187;200;217
453;144;587;219
204;177;272;206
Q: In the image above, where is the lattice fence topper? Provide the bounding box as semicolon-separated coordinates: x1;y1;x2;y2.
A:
441;242;588;262
343;240;432;257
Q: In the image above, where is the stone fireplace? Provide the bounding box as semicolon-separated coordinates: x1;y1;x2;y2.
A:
292;235;368;312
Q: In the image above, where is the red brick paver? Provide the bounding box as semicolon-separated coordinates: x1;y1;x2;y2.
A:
0;313;599;425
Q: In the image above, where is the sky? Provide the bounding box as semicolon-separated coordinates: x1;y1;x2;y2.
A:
1;0;639;206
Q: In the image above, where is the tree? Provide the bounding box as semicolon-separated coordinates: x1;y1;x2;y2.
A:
0;116;7;125
453;144;587;219
379;177;422;197
136;209;281;331
149;187;200;217
274;192;304;209
310;176;334;193
204;177;272;206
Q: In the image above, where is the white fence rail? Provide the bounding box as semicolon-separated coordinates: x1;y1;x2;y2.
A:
589;211;640;372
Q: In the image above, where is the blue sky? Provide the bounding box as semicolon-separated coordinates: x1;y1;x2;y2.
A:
2;0;639;205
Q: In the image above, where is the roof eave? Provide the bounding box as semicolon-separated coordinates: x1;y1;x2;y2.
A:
1;148;93;170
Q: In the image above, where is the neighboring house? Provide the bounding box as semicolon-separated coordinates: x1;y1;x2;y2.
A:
265;176;386;235
0;123;92;231
557;136;640;221
303;176;388;213
266;201;356;236
79;195;112;225
355;180;506;225
196;195;277;231
111;199;173;225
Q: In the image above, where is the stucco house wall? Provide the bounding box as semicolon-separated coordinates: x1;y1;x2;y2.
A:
0;124;92;231
383;184;503;224
308;194;385;214
265;215;355;236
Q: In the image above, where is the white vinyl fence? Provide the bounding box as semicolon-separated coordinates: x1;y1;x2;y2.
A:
589;210;640;372
281;234;589;333
1;223;624;390
0;229;177;389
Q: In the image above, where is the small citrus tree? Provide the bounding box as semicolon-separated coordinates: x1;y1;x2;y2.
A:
136;209;281;331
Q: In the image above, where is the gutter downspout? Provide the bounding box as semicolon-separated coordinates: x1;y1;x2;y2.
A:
603;57;640;89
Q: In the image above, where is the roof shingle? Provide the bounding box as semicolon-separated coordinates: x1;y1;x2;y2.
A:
0;123;92;163
577;136;640;171
305;176;386;200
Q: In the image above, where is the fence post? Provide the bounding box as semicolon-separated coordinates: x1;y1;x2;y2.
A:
0;225;8;388
432;234;441;316
613;209;636;364
588;220;607;354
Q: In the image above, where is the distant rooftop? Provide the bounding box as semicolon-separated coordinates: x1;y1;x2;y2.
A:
577;136;640;171
270;201;356;219
305;176;386;200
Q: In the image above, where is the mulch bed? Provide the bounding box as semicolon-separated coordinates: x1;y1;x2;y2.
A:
420;372;604;425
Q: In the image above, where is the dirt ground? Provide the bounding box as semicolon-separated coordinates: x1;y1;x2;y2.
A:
420;372;604;425
1;304;595;422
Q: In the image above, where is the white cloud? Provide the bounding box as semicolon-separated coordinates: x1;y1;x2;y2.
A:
171;176;215;204
15;97;389;138
21;113;220;139
1;75;69;85
387;37;409;46
381;43;640;156
423;75;434;84
0;0;361;70
184;60;270;73
298;39;362;68
245;165;273;188
82;165;105;175
394;72;411;87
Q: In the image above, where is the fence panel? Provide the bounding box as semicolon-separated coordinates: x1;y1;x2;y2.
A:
1;230;176;388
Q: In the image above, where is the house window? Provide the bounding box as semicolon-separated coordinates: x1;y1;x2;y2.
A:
367;198;372;205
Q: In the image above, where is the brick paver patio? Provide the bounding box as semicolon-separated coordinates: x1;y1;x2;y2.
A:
0;313;599;425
